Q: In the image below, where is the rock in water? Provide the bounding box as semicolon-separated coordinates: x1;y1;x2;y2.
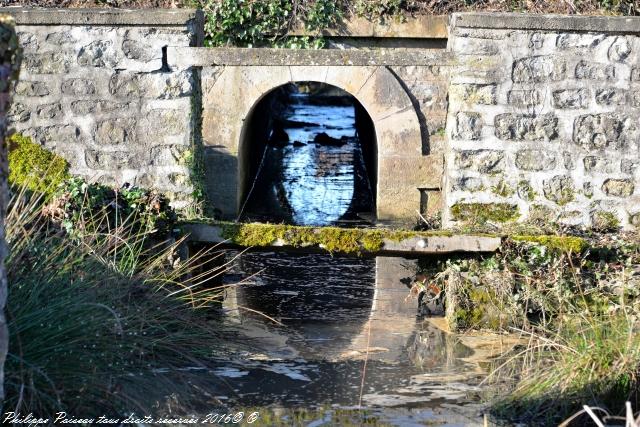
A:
313;132;346;146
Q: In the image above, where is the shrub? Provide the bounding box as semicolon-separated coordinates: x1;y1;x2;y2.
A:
7;133;70;197
46;178;178;239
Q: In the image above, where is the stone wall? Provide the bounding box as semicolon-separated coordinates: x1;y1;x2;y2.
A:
4;9;203;209
0;14;21;402
444;13;640;229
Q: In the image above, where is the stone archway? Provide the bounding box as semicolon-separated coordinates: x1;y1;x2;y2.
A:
201;65;427;224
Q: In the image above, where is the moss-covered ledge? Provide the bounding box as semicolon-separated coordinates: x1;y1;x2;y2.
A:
178;221;502;255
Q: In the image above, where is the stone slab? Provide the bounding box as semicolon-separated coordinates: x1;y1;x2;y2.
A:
1;7;203;26
451;12;640;34
180;223;501;255
289;15;448;39
168;47;455;68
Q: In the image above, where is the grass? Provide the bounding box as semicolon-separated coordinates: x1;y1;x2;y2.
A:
4;185;248;416
434;233;640;425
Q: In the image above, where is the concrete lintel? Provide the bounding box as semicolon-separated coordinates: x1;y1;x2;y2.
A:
168;46;455;68
180;223;501;255
289;15;448;39
1;7;203;26
450;12;640;34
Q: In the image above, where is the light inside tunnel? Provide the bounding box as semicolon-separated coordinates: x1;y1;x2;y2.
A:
238;81;377;226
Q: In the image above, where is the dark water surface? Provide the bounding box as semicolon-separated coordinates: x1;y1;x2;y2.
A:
207;252;511;426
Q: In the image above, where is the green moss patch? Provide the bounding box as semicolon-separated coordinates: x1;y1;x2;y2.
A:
451;202;519;223
8;133;70;198
215;222;461;255
512;235;589;254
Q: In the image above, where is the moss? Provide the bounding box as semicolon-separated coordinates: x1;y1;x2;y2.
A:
512;235;589;254
7;133;71;198
491;180;515;197
517;180;536;201
450;202;519;223
591;210;621;233
453;287;504;330
214;221;480;255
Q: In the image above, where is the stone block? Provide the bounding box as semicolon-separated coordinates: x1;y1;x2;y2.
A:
455;149;505;173
142;109;188;136
583;156;615;174
61;78;96;96
575;60;616;80
494;113;558;141
552;89;589;109
31;124;81;145
14;80;49;96
515;149;556;171
450;83;496;105
563;152;576;170
94;118;137;145
150;144;188;166
77;40;119;68
602;178;634;197
70;100;130;115
573;113;632;151
23;52;71;74
608;36;631;62
621;159;639;175
35;102;63;120
7;102;30;123
556;33;604;50
452;111;482;140
512;56;565;83
85;150;135;169
595;88;627;106
507;89;541;107
543;175;575;205
453;176;484;192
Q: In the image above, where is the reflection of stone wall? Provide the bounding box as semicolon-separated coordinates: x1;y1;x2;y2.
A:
445;14;640;229
5;9;203;209
0;14;21;401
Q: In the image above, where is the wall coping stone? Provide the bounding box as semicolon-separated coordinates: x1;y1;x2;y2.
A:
451;12;640;34
168;46;455;68
289;15;448;39
0;7;203;26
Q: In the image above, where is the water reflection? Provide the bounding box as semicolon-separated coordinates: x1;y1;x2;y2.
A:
215;252;492;424
241;84;375;226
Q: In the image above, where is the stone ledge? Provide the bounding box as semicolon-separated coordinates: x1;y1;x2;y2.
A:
0;7;203;26
451;12;640;34
180;223;501;256
168;46;455;67
289;15;448;39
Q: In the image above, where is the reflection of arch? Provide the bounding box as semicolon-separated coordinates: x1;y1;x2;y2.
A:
201;65;426;223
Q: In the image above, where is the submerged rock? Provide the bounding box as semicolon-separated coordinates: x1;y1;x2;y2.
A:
268;122;289;148
313;132;347;146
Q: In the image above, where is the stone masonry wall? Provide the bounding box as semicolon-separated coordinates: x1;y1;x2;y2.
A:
0;14;20;402
5;9;203;209
445;14;640;229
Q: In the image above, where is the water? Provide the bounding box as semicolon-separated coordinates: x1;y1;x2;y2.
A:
210;252;516;426
227;86;513;425
241;88;375;226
